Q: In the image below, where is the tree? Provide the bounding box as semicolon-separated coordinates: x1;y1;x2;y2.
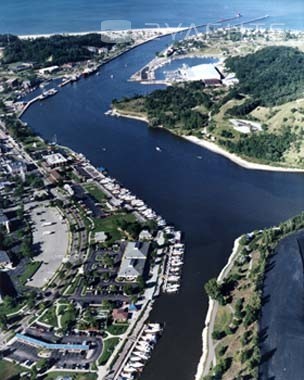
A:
0;314;8;329
137;276;145;291
36;358;49;372
204;278;224;304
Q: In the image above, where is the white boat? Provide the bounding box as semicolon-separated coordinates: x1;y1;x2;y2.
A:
129;356;143;362
121;373;134;380
130;361;145;369
136;343;151;352
146;323;162;333
123;365;137;373
132;351;150;360
155;146;161;152
167;287;179;293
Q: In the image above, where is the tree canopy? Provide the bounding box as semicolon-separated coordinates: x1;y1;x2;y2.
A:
226;46;304;106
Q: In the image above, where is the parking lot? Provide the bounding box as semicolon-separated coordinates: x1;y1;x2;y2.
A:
28;202;69;287
7;329;103;370
9;340;39;366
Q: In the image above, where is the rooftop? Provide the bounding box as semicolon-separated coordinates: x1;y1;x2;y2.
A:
16;334;89;351
180;64;221;81
117;241;150;279
44;153;67;167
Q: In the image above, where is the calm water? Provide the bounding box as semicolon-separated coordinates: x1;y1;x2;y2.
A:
1;0;304;35
21;29;304;380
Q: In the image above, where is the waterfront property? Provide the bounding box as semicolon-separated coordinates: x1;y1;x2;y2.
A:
178;63;222;84
3;17;304;380
117;242;150;282
44;153;68;168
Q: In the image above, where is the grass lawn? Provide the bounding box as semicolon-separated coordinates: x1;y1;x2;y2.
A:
107;323;129;336
43;372;97;380
83;183;107;203
93;213;136;243
39;306;58;328
114;97;147;118
18;261;42;285
0;359;28;380
214;305;233;333
98;337;120;365
0;300;25;316
64;276;81;296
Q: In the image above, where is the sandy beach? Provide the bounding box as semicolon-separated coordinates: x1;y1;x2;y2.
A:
18;27;187;40
110;109;304;173
184;136;304;173
109;108;149;123
195;236;242;380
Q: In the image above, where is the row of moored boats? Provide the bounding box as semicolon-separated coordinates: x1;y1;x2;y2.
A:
118;323;163;380
163;226;184;294
99;175;167;226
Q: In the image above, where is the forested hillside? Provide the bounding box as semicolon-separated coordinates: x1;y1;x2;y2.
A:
226;46;304;106
0;34;115;65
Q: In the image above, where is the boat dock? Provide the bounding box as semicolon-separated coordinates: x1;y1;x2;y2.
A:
162;228;184;294
109;321;163;380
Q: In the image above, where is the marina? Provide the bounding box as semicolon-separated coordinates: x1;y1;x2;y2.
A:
116;323;163;380
18;6;304;380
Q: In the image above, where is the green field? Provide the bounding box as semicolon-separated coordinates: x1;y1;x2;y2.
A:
0;360;28;380
18;261;42;285
83;183;107;203
98;337;120;365
43;372;97;380
93;213;136;243
107;323;129;336
39;306;58;327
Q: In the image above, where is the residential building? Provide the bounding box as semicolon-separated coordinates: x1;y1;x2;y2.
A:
117;241;150;282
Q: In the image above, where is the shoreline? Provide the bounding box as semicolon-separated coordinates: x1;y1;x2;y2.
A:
111;108;304;173
184;136;304;173
109;108;149;123
18;27;187;40
194;236;241;380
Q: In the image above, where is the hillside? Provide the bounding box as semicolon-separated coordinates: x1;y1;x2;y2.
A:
225;46;304;106
113;46;304;169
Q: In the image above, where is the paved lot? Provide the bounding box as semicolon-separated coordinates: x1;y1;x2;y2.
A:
260;230;304;380
28;202;68;287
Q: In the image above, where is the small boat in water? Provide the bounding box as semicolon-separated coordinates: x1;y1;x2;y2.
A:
155;146;161;152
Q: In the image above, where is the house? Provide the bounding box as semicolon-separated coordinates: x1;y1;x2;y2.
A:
5;160;27;176
0;251;12;269
44;153;67;168
112;308;128;323
117;241;150;282
0;210;10;233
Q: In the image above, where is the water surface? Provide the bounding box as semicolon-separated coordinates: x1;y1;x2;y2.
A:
1;0;304;35
21;33;304;380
